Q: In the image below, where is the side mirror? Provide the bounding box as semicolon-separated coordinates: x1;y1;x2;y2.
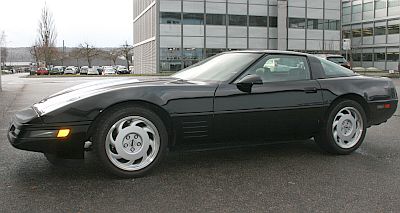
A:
236;74;263;93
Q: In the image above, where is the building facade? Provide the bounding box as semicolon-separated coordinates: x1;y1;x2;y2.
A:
342;0;400;71
133;0;341;73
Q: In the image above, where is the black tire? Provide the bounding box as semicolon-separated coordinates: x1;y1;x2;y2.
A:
44;153;83;167
315;100;367;155
93;105;168;178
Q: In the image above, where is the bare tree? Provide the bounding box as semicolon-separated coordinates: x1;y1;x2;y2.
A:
102;49;120;65
120;41;133;68
29;44;41;67
36;4;58;67
69;48;82;67
78;42;101;67
0;31;6;69
0;47;7;68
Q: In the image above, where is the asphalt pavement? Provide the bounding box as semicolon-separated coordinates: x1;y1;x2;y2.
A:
0;73;400;212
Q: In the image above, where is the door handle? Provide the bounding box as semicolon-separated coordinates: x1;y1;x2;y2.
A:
304;87;317;93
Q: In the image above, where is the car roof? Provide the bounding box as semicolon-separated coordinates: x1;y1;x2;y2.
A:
314;54;344;58
228;50;312;57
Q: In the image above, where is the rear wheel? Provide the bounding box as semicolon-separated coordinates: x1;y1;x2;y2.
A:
93;105;168;178
315;100;367;154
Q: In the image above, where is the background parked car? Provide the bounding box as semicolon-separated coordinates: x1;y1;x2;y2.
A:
36;67;49;75
116;66;129;74
49;66;64;75
80;66;89;75
64;67;77;75
315;54;351;69
103;67;116;75
87;68;99;75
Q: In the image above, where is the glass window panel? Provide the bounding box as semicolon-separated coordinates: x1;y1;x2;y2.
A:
375;26;387;35
228;15;247;26
206;48;226;58
183;48;204;60
319;58;356;78
343;30;351;38
387;52;399;61
374;52;386;61
206;14;226;25
161;12;181;24
352;28;362;37
388;24;400;34
362;53;373;61
289;18;306;29
362;27;373;36
183;13;204;25
352;53;362;61
249;16;268;27
160;60;182;72
269;16;278;27
160;48;181;60
343;6;351;15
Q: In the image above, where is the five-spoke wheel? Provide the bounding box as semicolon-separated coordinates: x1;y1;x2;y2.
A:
94;105;168;178
315;100;367;154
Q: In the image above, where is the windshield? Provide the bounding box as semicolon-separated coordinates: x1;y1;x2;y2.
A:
327;57;347;64
172;53;261;82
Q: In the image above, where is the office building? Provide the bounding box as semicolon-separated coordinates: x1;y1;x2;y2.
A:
133;0;341;73
342;0;400;70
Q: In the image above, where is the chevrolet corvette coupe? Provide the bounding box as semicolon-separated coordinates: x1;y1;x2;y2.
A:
8;51;398;177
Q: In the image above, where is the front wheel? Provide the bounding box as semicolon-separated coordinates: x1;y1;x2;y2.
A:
93;105;168;178
315;100;367;154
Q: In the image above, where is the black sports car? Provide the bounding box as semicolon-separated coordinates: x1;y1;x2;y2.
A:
8;50;398;177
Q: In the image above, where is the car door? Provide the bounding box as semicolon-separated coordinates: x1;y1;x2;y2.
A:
213;54;324;143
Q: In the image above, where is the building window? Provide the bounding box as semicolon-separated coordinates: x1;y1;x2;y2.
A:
206;48;226;58
161;12;181;24
206;14;226;25
289;18;306;29
324;20;340;30
375;0;386;10
363;2;374;12
375;26;386;35
387;52;399;61
388;24;400;34
307;19;324;30
269;16;278;27
343;4;351;15
352;28;362;37
160;60;182;72
183;13;204;25
352;53;362;61
249;16;268;27
183;48;203;60
343;30;351;38
229;15;247;26
374;52;386;61
362;53;373;61
160;48;181;60
362;27;373;37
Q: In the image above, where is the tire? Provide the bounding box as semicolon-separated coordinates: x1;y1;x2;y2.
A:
315;100;367;155
93;105;168;178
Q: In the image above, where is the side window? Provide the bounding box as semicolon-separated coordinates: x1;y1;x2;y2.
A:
243;54;311;83
318;58;356;78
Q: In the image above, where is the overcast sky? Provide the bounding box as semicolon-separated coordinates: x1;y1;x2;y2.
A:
0;0;133;48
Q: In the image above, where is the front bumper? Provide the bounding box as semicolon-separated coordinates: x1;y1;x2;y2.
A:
8;108;90;159
368;99;398;126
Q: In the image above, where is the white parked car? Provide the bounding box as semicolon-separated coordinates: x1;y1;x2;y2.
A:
103;67;117;75
87;68;99;75
64;67;76;75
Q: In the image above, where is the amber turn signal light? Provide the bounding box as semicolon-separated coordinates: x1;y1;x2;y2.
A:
57;129;71;138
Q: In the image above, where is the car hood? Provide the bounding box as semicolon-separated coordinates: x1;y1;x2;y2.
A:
33;77;174;115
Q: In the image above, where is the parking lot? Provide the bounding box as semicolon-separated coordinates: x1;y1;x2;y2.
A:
1;73;400;212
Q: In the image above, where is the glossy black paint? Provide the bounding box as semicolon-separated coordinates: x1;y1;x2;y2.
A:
8;51;398;158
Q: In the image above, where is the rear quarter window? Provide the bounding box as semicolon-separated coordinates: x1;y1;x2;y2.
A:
318;58;356;78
